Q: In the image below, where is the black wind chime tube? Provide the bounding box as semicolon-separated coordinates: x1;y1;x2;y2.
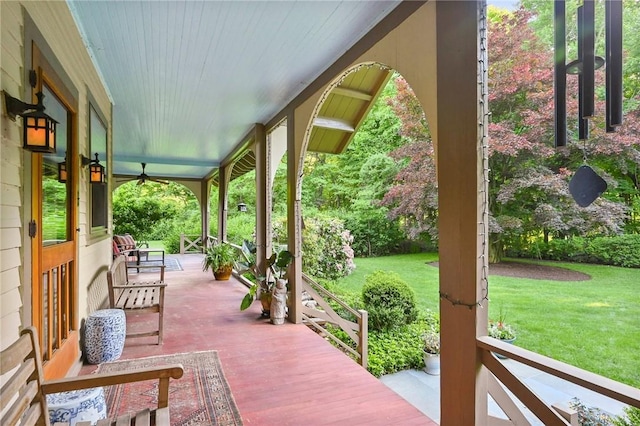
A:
582;0;595;119
577;5;589;140
606;0;623;130
554;0;566;147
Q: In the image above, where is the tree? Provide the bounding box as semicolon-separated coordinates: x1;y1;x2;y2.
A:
113;182;182;243
379;6;637;262
343;153;405;256
381;77;439;241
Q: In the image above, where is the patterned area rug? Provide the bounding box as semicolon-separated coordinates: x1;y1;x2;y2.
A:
128;257;182;273
97;351;242;425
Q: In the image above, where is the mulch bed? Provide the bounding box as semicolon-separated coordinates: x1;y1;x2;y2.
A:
429;260;591;281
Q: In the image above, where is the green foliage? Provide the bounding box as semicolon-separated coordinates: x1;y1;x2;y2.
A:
343;153;407;257
202;242;236;272
113;182;183;243
226;212;257;244
338;253;640;388
366;311;439;377
237;240;293;311
509;235;640;267
613;406;640;426
113;182;202;254
320;280;365;323
362;270;418;331
279;215;356;280
161;227;184;254
42;177;68;241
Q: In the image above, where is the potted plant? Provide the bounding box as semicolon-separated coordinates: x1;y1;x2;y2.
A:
488;320;516;341
488;310;516;359
423;329;441;375
202;242;236;280
237;240;293;318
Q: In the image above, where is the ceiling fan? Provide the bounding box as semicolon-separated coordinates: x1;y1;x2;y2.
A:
118;163;169;185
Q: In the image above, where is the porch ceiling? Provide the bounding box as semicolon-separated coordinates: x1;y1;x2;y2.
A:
67;0;402;182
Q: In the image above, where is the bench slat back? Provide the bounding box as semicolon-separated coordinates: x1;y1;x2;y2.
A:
0;327;50;426
107;256;129;306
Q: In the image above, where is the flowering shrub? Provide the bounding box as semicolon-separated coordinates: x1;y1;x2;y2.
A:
423;330;440;354
293;215;356;280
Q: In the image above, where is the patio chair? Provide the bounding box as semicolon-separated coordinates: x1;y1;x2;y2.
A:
113;233;148;264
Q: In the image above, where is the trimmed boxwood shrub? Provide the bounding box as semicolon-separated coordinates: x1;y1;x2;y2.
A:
362;270;418;331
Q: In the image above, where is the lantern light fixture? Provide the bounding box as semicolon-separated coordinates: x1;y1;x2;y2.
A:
81;153;105;184
237;202;247;213
2;84;58;153
58;156;67;183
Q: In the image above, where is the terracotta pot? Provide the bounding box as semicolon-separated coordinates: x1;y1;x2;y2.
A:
213;265;232;281
259;292;272;317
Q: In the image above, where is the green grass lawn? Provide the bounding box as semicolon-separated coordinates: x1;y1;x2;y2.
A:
336;253;640;388
147;240;166;250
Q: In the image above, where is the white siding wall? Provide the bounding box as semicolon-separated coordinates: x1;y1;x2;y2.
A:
1;1;26;351
1;1;112;355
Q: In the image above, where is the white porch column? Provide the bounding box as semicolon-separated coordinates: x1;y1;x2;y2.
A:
436;1;488;425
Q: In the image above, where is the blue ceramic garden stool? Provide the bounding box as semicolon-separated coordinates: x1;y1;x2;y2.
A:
84;308;126;364
47;387;107;426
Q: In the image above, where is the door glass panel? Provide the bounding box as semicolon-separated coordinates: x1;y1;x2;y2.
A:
41;85;69;246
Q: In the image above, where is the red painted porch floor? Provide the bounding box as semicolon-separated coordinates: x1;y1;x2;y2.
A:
81;254;436;425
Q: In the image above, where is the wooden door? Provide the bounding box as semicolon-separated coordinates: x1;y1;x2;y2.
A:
30;49;79;379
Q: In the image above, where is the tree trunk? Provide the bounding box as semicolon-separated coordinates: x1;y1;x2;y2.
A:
489;237;503;264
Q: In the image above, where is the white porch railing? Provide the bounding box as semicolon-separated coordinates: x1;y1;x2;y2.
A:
179;234;203;253
478;336;640;425
179;234;220;253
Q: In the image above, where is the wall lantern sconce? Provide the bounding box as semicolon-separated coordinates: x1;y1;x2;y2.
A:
237;202;247;213
58;156;67;183
81;153;105;184
2;86;58;154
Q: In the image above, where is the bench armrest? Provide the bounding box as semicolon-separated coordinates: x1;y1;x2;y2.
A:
42;364;184;409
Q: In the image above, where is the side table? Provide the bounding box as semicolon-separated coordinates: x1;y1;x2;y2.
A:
47;387;107;426
84;308;126;364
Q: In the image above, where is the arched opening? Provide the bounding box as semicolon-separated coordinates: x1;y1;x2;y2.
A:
112;180;201;254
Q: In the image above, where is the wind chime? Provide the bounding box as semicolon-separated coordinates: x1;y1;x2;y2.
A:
554;0;623;207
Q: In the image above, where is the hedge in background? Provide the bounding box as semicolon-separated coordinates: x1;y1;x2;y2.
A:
508;235;640;268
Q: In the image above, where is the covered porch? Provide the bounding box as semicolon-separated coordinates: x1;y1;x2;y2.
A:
84;253;434;425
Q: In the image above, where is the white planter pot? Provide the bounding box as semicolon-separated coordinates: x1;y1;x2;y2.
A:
423;351;440;375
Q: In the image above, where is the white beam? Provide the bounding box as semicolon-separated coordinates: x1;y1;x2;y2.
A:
313;116;355;132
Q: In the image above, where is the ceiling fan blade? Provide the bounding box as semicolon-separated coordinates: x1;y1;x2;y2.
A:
151;178;170;184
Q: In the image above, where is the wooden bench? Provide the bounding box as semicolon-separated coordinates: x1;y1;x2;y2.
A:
0;326;183;426
107;255;166;344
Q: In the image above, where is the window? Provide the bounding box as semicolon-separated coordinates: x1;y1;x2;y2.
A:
89;104;108;231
